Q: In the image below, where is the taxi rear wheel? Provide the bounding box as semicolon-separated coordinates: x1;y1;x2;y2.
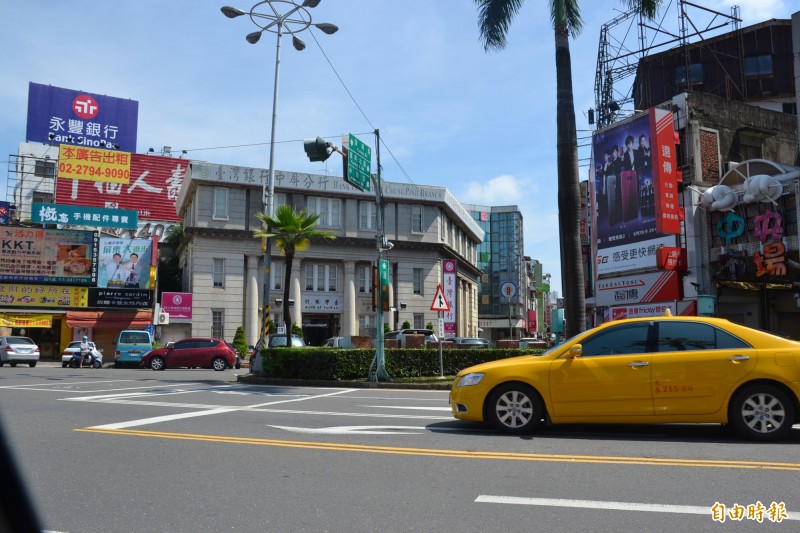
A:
486;383;544;435
729;384;795;442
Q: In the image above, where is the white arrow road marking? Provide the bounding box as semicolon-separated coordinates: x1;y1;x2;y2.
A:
475;496;800;521
270;425;428;435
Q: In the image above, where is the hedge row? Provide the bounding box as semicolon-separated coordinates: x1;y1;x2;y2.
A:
259;347;545;381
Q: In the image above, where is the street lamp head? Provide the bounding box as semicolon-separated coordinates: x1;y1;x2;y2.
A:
246;31;263;44
221;6;246;18
314;23;338;35
301;0;321;7
292;36;306;51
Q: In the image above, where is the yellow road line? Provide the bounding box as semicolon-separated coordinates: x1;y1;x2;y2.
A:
75;427;800;471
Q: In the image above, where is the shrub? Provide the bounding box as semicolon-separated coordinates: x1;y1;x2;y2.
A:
232;326;248;357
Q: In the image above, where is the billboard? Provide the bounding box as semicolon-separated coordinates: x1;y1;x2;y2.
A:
0;228;98;286
0;201;10;225
26;82;139;152
0;284;88;308
97;238;154;289
88;288;151;309
57;145;131;184
595;271;681;307
592;108;681;275
56;153;185;222
161;292;193;320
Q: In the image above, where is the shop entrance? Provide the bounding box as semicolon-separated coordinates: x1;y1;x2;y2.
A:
302;314;339;346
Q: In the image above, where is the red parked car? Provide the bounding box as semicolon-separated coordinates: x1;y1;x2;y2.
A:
141;338;237;371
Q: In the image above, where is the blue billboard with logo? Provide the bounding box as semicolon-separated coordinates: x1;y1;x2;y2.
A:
26;82;139;152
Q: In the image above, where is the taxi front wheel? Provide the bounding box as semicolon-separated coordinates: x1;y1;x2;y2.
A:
729;384;795;442
486;383;544;435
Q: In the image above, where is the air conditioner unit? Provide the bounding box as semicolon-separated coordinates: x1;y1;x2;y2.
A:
158;312;170;325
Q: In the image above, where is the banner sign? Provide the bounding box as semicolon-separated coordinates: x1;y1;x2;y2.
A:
595;270;681;307
0;314;52;328
0;284;88;308
595;234;677;276
57;145;131;184
656;246;688;270
31;203;138;229
607;302;677;321
650;107;682;234
97;238;154;289
301;294;343;313
88;288;151;309
0;228;98;285
161;292;193;320
56;153;184;222
26;82;139;152
442;259;457;337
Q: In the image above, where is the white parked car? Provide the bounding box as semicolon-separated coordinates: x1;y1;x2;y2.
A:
61;341;103;368
0;336;40;368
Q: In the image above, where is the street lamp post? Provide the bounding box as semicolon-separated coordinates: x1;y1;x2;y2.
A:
221;0;338;348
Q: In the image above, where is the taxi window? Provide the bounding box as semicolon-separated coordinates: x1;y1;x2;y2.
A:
657;321;750;351
580;323;651;356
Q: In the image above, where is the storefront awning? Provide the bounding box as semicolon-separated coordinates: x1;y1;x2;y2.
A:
66;310;153;329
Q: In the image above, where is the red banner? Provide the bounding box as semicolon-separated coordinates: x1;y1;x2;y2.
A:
656;247;688;270
55;154;185;222
650;107;682;234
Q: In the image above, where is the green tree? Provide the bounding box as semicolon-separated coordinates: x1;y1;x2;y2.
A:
401;320;411;330
232;326;248;357
474;0;660;337
253;204;335;347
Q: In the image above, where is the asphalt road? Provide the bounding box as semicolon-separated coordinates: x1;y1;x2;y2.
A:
1;364;799;532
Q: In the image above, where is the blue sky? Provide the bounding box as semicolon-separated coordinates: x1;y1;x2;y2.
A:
0;0;791;295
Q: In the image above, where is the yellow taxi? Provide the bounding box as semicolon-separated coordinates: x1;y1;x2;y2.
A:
450;313;800;441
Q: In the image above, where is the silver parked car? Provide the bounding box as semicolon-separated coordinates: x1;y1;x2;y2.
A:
0;336;40;368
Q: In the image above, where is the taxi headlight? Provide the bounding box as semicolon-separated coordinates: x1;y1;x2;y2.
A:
457;372;484;387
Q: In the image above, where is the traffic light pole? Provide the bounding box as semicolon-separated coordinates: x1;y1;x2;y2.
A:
369;129;391;382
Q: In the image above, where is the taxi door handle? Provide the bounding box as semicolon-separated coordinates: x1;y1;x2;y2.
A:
628;361;649;367
728;355;749;362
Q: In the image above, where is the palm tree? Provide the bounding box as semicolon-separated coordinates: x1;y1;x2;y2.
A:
475;0;660;338
253;204;335;347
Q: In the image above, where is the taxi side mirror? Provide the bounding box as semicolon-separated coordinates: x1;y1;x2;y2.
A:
567;344;583;358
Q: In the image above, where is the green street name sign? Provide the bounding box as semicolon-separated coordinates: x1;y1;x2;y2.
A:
345;133;371;192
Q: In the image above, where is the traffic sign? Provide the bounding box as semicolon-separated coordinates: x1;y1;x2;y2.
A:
430;284;451;312
345;133;371;191
500;281;517;300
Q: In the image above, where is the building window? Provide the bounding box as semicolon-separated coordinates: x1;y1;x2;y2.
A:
274;193;286;210
32;191;53;205
744;55;773;77
413;268;423;295
270;260;283;291
358;265;371;294
359;315;375;338
34;159;56;178
213;258;225;288
213;187;229;219
305;264;338;292
211;310;224;339
674;63;703;85
359;201;376;230
411;205;423;233
413;313;424;329
308;197;340;227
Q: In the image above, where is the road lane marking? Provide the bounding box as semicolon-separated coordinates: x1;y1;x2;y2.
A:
73;428;800;472
360;405;452;411
0;379;137;389
474;495;800;521
270;425;428;435
86;388;358;429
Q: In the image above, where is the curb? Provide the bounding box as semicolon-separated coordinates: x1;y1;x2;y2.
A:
236;373;452;391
